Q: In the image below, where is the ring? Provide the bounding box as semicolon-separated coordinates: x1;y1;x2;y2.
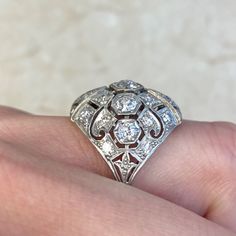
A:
70;80;182;184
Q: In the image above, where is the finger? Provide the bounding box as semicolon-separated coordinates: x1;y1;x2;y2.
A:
1;108;236;231
0;108;112;177
0;140;235;236
0;105;31;119
134;121;236;231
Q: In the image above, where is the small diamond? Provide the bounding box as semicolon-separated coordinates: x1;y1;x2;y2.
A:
162;113;171;124
139;93;162;107
156;107;176;127
132;136;159;160
75;87;106;105
75;104;96;129
138;109;161;135
110;80;144;92
114;119;141;144
102;142;113;154
91;109;117;137
149;90;179;115
70;88;104;118
111;93;141;115
94;135;120;158
140;115;153;127
90;89;114;106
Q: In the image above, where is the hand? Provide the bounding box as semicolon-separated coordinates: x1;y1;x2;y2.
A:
0;106;235;235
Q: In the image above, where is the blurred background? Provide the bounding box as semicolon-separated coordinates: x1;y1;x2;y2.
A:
0;0;235;122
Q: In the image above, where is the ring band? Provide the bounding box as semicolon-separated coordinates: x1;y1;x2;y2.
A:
70;80;182;184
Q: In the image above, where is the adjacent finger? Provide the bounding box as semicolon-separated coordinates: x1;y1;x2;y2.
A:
0;112;112;177
133;121;236;231
1;108;236;232
0;140;235;236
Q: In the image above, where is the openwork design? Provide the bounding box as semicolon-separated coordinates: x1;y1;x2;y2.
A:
70;80;182;184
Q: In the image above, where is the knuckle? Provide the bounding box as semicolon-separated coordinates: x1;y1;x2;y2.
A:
0;106;17;138
193;122;236;211
0;106;19;118
211;121;236;158
0;118;14;140
200;122;236;184
0;141;19;192
0;141;34;194
0;110;30;140
209;122;236;183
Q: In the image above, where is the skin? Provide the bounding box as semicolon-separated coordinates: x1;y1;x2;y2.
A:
0;105;236;235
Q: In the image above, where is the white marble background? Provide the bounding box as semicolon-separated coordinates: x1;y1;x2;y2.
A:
0;0;235;122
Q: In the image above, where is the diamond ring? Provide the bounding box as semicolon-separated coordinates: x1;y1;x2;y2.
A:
70;80;182;184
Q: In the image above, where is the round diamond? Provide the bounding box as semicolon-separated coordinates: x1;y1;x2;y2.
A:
138;109;161;135
116;97;137;112
76;105;95;128
91;109;117;137
162;113;172;124
90;89;114;106
139;92;163;107
114;119;141;144
102;142;113;155
111;93;141;115
140;115;153;127
110;80;144;92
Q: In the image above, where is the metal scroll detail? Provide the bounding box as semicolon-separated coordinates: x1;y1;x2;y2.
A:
70;80;182;184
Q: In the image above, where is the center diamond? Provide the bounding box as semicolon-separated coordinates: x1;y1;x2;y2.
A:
111;93;141;115
114;119;141;144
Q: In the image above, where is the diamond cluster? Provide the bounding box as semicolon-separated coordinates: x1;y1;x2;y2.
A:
92;109;117;137
70;80;181;184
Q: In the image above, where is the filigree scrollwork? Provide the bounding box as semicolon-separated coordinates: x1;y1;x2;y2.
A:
70;80;182;184
91;108;117;139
